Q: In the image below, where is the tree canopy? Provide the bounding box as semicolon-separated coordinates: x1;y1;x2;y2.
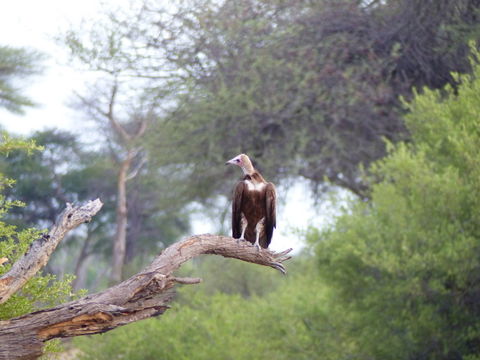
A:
61;0;480;200
141;0;480;197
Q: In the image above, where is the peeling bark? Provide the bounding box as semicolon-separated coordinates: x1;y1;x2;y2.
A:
0;234;291;360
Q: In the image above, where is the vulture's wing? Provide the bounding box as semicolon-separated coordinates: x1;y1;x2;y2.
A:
264;182;277;247
232;181;246;238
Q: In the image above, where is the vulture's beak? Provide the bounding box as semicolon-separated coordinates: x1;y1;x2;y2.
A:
225;158;236;165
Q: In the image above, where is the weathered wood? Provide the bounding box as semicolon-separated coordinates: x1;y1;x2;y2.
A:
0;199;104;305
0;234;292;360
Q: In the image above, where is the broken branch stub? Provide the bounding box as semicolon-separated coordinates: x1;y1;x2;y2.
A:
0;199;104;305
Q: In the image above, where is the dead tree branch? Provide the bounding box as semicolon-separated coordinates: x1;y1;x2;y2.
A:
0;230;292;359
0;199;104;305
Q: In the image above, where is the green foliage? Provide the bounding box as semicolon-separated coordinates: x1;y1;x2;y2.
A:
312;57;480;359
175;256;284;299
62;0;480;203
0;129;190;289
0;132;42;155
0;46;44;113
75;256;331;360
143;0;480;197
0;134;83;354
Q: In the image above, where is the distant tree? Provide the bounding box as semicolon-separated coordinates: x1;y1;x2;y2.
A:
313;54;480;358
63;10;174;282
56;0;480;201
0;46;44;113
139;0;480;197
0;130;90;228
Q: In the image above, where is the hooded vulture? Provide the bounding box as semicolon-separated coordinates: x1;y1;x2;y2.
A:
225;154;276;249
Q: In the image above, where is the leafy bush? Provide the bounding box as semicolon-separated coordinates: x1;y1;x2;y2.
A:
75;258;331;360
314;55;480;359
0;133;83;354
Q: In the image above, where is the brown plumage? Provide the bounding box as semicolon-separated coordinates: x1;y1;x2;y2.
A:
225;154;276;249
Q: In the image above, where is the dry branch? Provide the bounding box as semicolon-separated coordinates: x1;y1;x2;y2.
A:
0;232;292;360
0;199;103;305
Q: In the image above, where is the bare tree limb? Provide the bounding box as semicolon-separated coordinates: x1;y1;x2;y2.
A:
0;199;104;305
105;80;132;144
125;153;147;181
0;234;292;360
134;115;149;139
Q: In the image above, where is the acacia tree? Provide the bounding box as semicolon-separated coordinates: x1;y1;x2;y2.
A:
138;0;480;197
63;8;170;282
74;78;151;283
59;0;480;205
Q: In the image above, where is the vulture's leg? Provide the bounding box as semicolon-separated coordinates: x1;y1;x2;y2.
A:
253;220;263;251
237;214;248;244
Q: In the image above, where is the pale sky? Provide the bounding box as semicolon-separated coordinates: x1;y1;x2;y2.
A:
0;0;110;134
0;1;332;253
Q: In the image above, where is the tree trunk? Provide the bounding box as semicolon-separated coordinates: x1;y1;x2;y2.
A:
0;234;291;360
111;150;134;283
72;228;93;291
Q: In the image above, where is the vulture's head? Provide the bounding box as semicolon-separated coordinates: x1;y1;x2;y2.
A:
225;153;254;175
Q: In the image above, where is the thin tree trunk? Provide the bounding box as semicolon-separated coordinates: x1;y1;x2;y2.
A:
72;228;93;291
111;151;134;283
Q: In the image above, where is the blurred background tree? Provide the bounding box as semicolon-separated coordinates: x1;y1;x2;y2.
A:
0;46;44;114
60;7;193;283
138;0;480;197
